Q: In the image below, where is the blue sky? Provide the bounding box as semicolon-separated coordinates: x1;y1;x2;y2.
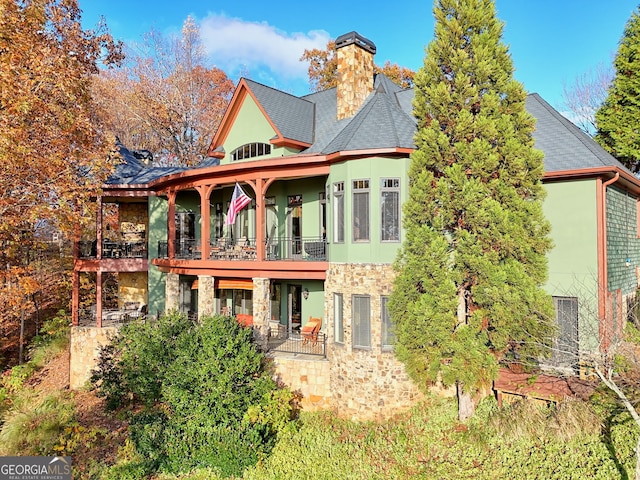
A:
80;0;637;112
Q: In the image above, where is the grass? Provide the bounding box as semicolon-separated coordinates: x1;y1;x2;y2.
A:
156;393;636;480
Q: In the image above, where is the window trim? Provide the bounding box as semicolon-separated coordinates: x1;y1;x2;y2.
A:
352;294;371;349
380;178;400;243
381;296;395;350
230;142;271;161
352;179;370;243
333;182;345;244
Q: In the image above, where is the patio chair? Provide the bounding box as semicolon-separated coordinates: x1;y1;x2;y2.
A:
301;316;322;346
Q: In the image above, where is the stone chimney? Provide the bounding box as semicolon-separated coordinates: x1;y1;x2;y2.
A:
336;31;376;120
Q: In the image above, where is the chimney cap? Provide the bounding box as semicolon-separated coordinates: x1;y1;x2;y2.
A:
335;31;376;54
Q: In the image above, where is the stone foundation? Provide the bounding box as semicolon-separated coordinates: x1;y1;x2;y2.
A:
69;326;118;389
270;354;331;411
324;263;423;419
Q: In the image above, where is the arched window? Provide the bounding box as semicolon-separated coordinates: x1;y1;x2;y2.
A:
231;142;271;161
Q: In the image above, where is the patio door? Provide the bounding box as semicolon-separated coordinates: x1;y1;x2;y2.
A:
287;284;302;335
287;195;302;257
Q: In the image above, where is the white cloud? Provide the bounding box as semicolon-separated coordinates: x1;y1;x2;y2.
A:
199;14;330;83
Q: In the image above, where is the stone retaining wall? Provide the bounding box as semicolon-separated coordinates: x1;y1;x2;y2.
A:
69;326;118;389
270;354;331;411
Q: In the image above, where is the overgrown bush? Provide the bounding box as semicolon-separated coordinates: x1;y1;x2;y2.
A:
91;311;297;478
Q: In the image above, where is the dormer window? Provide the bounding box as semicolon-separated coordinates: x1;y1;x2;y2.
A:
231;142;271;161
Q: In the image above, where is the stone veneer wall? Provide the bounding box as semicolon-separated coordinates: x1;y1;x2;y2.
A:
69;326;118;389
336;42;374;120
270;355;331;411
324;263;423;419
252;278;270;347
197;275;215;317
165;272;179;310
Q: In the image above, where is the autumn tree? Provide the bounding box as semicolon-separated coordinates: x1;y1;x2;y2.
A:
300;40;415;92
0;0;122;360
92;16;235;166
388;0;555;420
595;6;640;172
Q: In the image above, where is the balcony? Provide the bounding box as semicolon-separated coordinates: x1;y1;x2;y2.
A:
157;237;327;262
78;240;148;259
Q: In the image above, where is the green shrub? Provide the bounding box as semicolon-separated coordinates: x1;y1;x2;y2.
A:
92;312;296;478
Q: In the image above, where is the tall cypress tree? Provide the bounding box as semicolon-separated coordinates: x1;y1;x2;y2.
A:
388;0;555;420
595;7;640;173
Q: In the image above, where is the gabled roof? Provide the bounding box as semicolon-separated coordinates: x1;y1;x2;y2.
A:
243;79;315;145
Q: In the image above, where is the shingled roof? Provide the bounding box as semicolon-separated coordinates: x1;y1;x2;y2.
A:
525;93;629;173
108;74;633;185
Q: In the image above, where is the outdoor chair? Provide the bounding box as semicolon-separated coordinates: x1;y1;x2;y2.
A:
301;316;322;346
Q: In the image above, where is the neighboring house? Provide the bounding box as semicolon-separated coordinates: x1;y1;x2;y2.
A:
70;31;640;418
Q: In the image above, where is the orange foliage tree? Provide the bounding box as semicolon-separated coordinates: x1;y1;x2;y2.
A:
0;0;123;362
300;40;415;92
92;16;235;166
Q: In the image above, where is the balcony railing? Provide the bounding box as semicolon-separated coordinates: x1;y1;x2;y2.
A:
78;240;147;259
266;237;326;261
156;237;326;261
268;331;326;358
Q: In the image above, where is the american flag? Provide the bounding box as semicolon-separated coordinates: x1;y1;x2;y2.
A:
225;182;252;225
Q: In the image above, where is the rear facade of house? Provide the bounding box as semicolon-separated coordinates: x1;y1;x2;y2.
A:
71;31;640;418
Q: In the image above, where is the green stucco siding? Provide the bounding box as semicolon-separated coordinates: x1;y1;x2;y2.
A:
148;196;167;314
327;156;410;264
607;186;640;295
543;179;599;296
221;95;295;164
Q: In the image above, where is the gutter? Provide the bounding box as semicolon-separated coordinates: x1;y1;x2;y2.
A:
597;172;620;337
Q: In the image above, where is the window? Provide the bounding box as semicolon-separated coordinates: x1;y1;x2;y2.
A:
353;179;369;241
381;296;395;350
352;295;371;348
333;182;344;243
551;296;578;368
230;142;271;161
334;293;344;344
319;191;327;239
381;178;400;242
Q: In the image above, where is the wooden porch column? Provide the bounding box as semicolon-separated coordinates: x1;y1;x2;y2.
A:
167;191;177;259
96;270;103;328
251;178;275;261
71;271;79;326
96;196;103;259
197;185;216;260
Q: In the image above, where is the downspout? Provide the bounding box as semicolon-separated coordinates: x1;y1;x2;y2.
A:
598;172;620;350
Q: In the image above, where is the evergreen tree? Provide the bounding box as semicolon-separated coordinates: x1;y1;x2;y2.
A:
595;7;640;173
388;0;555;420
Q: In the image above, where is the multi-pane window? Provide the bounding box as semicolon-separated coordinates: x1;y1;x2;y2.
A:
334;293;344;344
230;142;271;161
333;182;344;243
352;295;371;348
381;296;395;350
353;179;370;242
381;178;400;242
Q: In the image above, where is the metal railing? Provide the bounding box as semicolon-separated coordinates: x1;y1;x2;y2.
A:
265;237;326;261
156;236;327;261
78;240;147;259
268;331;326;358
